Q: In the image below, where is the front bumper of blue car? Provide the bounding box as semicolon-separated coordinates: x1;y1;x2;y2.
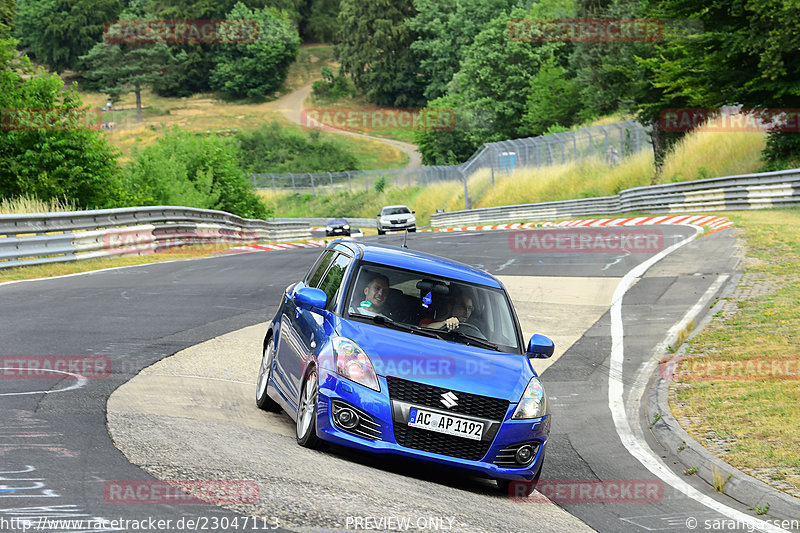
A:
315;369;549;482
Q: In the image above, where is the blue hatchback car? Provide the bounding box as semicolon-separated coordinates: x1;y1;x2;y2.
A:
256;240;554;494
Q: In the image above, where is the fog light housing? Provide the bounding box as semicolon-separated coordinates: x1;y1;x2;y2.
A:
336;407;359;429
515;445;534;465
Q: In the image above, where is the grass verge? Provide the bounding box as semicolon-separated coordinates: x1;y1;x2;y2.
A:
0;243;254;283
670;208;800;497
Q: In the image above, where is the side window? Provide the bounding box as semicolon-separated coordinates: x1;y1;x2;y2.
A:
307;250;335;288
318;254;352;311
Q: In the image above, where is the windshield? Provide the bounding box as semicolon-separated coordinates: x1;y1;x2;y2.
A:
346;262;521;353
382;207;411;216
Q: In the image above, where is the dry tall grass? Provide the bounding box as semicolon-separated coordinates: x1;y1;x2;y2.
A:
0;195;79;214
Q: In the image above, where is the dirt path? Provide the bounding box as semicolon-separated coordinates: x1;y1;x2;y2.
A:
265;84;422;168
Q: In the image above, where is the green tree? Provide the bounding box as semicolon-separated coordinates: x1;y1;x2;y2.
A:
304;0;340;42
415;10;561;164
408;0;515;102
0;39;121;207
210;2;300;100
145;0;305;96
639;0;800;167
0;0;14;39
80;38;184;122
121;127;268;218
336;0;424;106
522;56;582;135
15;0;124;72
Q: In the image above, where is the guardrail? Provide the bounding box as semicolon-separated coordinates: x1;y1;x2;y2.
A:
0;206;310;270
274;217;378;229
430;169;800;227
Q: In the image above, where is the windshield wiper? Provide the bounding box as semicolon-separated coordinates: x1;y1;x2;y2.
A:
440;329;500;351
365;315;444;340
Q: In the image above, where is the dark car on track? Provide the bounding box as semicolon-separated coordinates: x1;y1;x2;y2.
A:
325;218;351;237
256;240;554;494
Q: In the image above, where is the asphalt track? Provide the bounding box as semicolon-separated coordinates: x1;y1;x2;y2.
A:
1;225;788;533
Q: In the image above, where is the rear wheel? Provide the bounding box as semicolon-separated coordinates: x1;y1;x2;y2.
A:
256;335;282;412
296;369;322;449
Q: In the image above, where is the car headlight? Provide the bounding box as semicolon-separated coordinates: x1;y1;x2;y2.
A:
512;377;547;419
333;337;380;391
343;225;350;230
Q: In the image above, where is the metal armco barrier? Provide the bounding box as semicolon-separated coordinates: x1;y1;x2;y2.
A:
430;169;800;227
0;206;310;269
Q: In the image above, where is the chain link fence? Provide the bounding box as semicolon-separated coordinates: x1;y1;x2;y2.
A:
252;120;651;195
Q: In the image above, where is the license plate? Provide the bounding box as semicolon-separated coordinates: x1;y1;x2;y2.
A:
408;408;483;441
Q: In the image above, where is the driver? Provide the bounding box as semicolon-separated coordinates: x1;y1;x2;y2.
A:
420;284;476;332
358;271;391;316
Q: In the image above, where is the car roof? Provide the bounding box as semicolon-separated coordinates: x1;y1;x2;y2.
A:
333;241;501;288
381;205;410;210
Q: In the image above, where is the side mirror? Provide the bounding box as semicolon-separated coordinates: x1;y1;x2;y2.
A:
527;334;554;359
294;287;327;312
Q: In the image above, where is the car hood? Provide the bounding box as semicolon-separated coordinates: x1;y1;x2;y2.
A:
337;318;532;402
380;213;414;221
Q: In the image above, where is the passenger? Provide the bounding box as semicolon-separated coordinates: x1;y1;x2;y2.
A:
420;284;476;332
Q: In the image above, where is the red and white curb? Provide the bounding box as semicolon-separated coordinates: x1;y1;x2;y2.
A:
224;216;732;255
423;215;733;234
221;240;327;255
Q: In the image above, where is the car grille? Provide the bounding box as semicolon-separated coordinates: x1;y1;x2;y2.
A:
386;377;509;420
392;422;491;461
387;377;510;461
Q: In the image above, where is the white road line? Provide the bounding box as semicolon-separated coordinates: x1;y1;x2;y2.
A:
608;226;789;533
0;367;88;396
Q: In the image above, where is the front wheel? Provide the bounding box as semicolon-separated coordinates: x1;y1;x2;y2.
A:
377;228;385;235
296;369;322;449
256;335;282;412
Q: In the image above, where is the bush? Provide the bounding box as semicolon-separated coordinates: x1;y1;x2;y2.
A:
235;122;360;174
762;131;800;171
0;39;123;209
311;66;354;102
119;127;268;219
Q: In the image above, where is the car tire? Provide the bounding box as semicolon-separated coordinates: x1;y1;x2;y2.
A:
409;227;416;233
296;369;322;449
497;466;541;497
256;335;282;412
377;229;385;235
